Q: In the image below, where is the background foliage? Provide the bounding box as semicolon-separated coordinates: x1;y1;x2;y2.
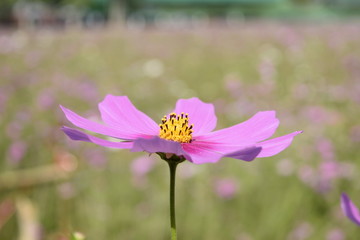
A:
1;22;360;239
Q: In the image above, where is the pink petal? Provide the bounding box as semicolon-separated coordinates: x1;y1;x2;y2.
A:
62;126;133;149
98;95;159;136
197;111;279;145
173;98;217;136
181;143;223;164
182;141;261;164
131;136;187;157
341;193;360;226
131;136;260;164
225;147;262;161
256;131;302;158
60;105;150;140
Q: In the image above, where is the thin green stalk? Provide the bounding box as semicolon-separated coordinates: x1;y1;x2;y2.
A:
168;161;178;240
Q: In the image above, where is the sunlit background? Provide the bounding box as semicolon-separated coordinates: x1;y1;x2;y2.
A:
1;0;360;240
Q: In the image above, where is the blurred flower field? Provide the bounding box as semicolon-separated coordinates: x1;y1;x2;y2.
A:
1;22;360;240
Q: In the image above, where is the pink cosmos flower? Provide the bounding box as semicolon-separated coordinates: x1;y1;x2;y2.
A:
341;193;360;226
60;95;301;164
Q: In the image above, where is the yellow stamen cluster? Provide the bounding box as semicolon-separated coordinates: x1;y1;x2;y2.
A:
159;112;193;143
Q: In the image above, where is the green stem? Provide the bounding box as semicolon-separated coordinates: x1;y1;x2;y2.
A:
168;161;178;240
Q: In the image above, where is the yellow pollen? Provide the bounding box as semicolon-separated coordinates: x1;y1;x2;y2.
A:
159;112;193;143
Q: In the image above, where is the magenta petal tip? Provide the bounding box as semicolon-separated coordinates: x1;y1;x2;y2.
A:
341;193;360;226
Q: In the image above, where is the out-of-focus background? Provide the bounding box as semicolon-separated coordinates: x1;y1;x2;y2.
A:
1;0;360;240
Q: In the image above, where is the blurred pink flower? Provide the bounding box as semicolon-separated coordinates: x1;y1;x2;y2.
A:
276;27;303;53
75;81;99;102
292;83;309;100
177;163;200;179
225;99;257;119
131;156;155;177
7;140;27;165
299;160;354;194
301;106;341;126
319;161;340;181
287;222;313;240
84;149;107;168
130;156;156;188
37;89;55;110
214;178;238;199
298;165;315;186
326;228;344;240
223;74;242;98
316;138;335;161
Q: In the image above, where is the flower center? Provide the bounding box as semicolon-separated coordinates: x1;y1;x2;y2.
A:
159;112;193;143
